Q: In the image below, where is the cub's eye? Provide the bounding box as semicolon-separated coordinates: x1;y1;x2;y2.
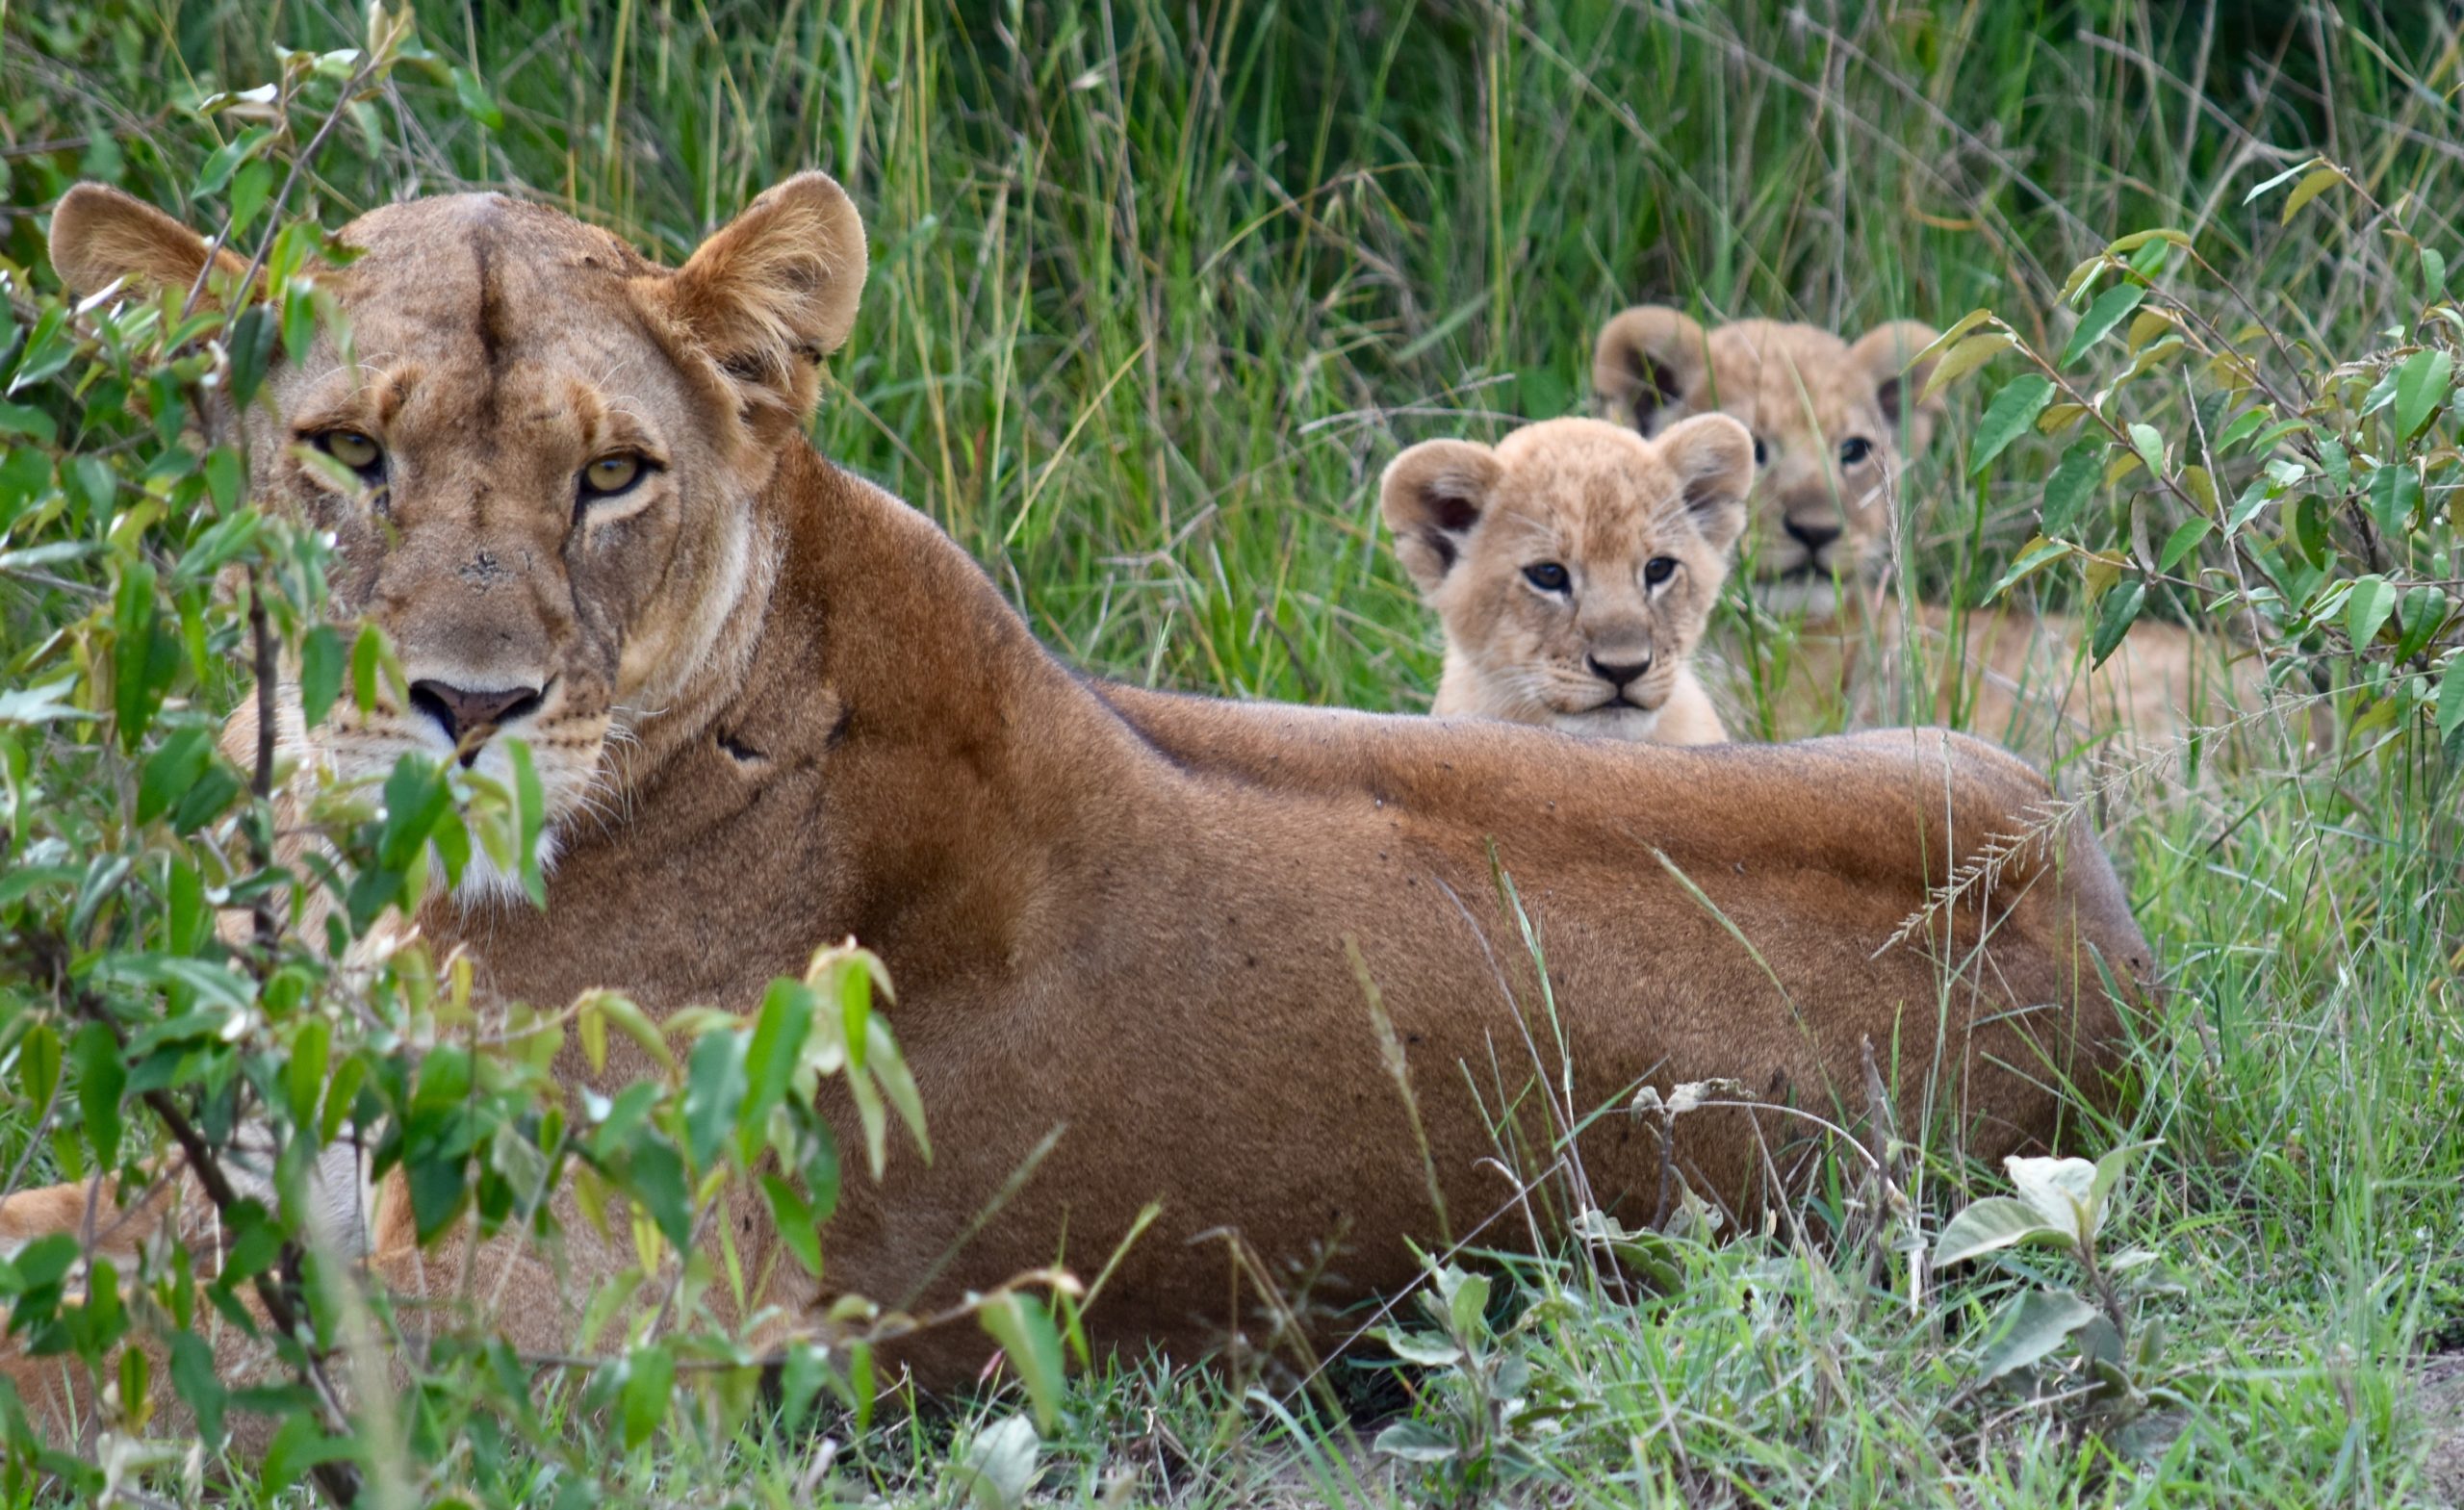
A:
1752;436;1769;467
1838;437;1873;466
1523;562;1572;593
316;430;384;475
1643;556;1679;587
580;453;646;499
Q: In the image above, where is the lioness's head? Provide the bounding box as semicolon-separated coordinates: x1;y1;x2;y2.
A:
1591;310;1942;615
50;174;866;893
1382;415;1753;740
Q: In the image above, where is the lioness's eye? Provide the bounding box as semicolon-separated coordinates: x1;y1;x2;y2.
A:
1838;437;1873;466
1643;556;1678;587
1752;436;1769;467
316;430;384;475
1524;562;1571;593
580;454;645;499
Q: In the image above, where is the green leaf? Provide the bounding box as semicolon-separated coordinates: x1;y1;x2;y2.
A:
951;1415;1040;1510
203;448;246;512
0;677;89;727
2125;422;2167;475
1988;536;2070;601
2006;1154;2100;1241
2061;283;2146;369
2087;1139;2162;1215
0;400;57;446
507;739;548;907
2395;586;2449;662
2441;665;2464;739
286;1018;331;1130
2346;575;2398;650
2393;347;2453;439
1977;1290;2101;1385
2157;518;2213;574
621;1344;674;1448
18;1022;60;1117
299;625;345;730
742;979;815;1140
977;1292;1066;1430
681;1028;748;1171
136;727;214;826
761;1174;825;1278
1377;1327;1466;1369
1919;331;2014;400
227;159;273;241
2092;580;2147;666
261;1412;351;1496
451;66;505;130
2211;408;2272;454
227;305;279;407
69;1022;126;1170
778;1342;830;1431
2281;165;2344;221
1373;1419;1459;1465
1933;1196;2068;1267
167;1331;226;1446
2037;444;2098;538
1969;374;2054;476
2367;462;2422;538
2425;246;2449;294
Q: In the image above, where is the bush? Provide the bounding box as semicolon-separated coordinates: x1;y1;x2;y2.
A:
0;13;1065;1504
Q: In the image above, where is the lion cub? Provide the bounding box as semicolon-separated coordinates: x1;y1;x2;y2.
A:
1592;306;2284;756
1382;415;1752;745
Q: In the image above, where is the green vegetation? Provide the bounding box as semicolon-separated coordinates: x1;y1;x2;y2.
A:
1;0;2460;1504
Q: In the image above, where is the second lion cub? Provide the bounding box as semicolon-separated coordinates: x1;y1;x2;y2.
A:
1382;415;1752;745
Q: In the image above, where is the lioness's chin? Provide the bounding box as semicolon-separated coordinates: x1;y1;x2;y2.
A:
317;730;590;909
1751;573;1845;619
449;826;564;909
1551;705;1661;741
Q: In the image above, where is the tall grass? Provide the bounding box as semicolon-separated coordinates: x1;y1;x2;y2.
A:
6;0;2462;1503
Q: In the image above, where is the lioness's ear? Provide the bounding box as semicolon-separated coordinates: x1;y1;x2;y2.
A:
651;171;867;420
1656;413;1754;556
1850;320;1945;455
50;183;247;300
1593;305;1709;435
1380;439;1502;595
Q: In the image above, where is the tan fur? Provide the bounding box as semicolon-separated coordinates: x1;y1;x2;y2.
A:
13;180;2154;1444
1382;416;1747;745
1593;307;2288;756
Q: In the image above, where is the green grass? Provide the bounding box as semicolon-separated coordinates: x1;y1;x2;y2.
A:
6;0;2463;1504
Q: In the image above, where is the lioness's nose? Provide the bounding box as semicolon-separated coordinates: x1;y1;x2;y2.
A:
409;679;545;755
1783;516;1842;552
1585;653;1652;689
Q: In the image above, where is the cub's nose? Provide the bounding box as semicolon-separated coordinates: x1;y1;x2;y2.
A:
1783;517;1842;553
409;679;545;756
1585;653;1652;690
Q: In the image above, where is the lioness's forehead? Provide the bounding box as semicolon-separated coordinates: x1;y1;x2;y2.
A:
1702;322;1880;438
294;194;689;422
322;195;664;362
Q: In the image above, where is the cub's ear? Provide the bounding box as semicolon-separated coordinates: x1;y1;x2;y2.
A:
1850;320;1945;455
648;170;868;422
1380;439;1503;596
1593;305;1709;435
49;184;247;300
1655;412;1755;556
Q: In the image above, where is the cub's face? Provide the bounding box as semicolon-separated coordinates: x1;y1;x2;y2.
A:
49;176;866;896
1592;311;1942;616
1382;415;1753;740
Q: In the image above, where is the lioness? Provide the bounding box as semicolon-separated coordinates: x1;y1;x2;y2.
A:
1382;416;1746;745
1592;307;2285;757
14;176;2151;1439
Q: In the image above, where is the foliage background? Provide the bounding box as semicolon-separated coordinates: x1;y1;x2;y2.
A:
1;0;2461;1505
